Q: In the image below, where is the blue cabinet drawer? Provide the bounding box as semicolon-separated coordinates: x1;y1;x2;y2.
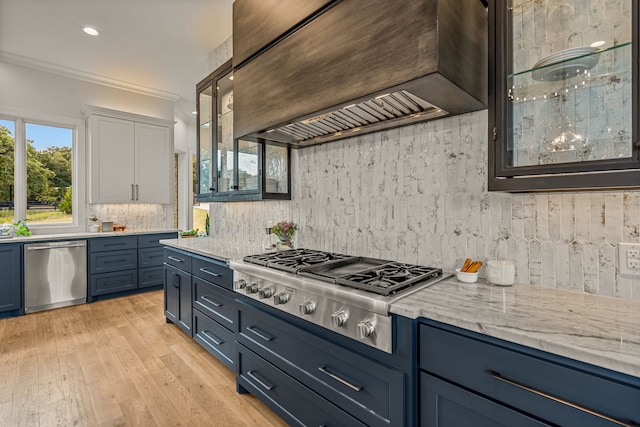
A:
193;308;236;371
138;266;164;289
193;276;237;332
90;249;137;274
420;373;551;427
91;270;137;296
192;256;232;290
238;301;404;427
238;345;367;427
164;247;191;273
419;323;640;427
138;247;164;268
138;232;177;248
90;236;137;252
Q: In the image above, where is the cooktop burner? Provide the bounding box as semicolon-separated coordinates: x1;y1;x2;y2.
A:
243;249;443;296
336;262;442;296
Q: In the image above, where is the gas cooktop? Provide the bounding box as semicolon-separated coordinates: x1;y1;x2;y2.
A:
243;249;443;297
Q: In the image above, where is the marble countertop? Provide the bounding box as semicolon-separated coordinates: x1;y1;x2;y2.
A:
0;228;177;243
390;277;640;378
160;237;266;264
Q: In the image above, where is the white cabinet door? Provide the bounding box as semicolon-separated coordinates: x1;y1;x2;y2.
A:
89;116;136;203
135;123;172;204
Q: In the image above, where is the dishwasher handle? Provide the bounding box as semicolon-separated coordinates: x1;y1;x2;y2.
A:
26;241;87;251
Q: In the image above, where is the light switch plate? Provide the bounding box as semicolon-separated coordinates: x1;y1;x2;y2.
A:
618;243;640;276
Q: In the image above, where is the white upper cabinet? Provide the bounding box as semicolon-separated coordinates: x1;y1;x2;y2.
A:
87;107;173;204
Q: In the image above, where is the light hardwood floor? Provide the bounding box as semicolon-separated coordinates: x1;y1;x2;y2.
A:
0;290;289;427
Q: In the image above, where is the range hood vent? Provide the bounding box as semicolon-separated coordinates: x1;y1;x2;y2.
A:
257;90;447;146
233;0;487;148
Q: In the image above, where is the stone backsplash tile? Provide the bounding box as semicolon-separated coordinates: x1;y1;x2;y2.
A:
89;204;168;230
209;110;640;300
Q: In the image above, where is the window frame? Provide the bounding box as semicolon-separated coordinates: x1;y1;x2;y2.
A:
0;108;85;233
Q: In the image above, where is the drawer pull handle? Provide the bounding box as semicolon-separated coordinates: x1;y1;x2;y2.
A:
104;259;127;264
490;371;636;427
167;256;184;263
201;330;223;346
318;366;362;392
201;295;222;307
104;242;127;247
199;267;221;277
246;370;274;391
246;326;274;342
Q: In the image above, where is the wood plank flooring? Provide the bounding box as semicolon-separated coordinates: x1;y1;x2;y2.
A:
0;291;289;427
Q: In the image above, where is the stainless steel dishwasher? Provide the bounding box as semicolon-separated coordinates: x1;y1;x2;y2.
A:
24;240;87;313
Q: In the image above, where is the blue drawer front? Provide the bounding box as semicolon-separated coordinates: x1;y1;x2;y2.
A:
193;308;236;371
138;247;164;268
192;256;232;290
193;276;237;332
138;232;177;248
90;236;137;252
238;345;367;427
138;266;164;288
90;250;137;274
164;247;192;273
91;270;137;296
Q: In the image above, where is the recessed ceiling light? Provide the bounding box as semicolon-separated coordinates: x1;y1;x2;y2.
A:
191;111;197;115
83;26;99;36
590;40;606;48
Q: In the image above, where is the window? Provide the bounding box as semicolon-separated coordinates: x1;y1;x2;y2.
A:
0;115;81;229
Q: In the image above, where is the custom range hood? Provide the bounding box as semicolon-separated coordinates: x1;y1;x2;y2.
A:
233;0;488;147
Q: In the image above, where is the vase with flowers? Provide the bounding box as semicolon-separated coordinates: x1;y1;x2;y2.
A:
271;221;298;250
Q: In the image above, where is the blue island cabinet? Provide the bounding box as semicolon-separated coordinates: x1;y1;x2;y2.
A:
418;320;640;427
0;244;22;317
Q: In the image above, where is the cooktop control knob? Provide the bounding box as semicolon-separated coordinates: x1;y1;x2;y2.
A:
273;292;290;305
258;287;273;299
299;300;316;315
331;310;349;328
356;320;375;339
237;279;247;290
246;283;259;294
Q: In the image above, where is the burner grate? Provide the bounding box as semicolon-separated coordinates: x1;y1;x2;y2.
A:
336;262;443;296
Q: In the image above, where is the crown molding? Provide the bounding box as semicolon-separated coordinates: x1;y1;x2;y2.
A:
0;50;181;102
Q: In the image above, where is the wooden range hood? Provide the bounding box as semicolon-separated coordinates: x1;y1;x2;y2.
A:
233;0;488;147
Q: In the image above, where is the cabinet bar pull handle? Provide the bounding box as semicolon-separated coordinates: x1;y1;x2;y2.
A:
199;267;221;277
246;326;274;342
490;371;636;427
104;242;127;247
167;256;184;263
104;259;127;264
201;330;223;346
318;366;362;392
135;184;139;201
131;184;135;201
246;371;274;391
201;295;222;307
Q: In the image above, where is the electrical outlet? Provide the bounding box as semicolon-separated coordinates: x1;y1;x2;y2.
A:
619;243;640;276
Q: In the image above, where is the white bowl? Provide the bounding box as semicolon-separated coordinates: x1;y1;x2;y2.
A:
455;268;479;283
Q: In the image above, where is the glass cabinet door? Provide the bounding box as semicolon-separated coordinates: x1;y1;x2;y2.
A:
490;0;640;191
197;83;214;197
264;143;289;194
216;68;235;193
237;139;260;192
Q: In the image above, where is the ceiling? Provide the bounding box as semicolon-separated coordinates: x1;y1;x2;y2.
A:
0;0;233;118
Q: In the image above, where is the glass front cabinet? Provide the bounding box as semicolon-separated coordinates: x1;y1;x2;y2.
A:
196;60;291;202
489;0;640;191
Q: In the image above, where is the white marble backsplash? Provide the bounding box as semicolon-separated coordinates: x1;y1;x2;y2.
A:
89;204;169;230
209;110;640;301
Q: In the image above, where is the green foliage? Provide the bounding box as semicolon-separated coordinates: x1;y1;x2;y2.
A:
58;188;72;214
0;125;72;206
14;219;31;236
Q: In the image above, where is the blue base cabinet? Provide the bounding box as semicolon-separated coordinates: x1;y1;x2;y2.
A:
88;232;176;302
418;320;640;427
236;298;406;427
0;244;22;317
